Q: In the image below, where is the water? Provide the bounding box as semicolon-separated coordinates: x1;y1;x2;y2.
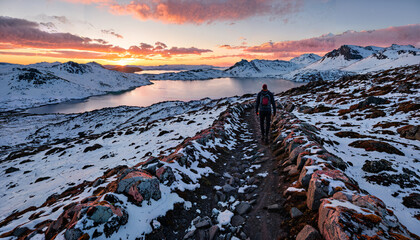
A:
26;77;303;114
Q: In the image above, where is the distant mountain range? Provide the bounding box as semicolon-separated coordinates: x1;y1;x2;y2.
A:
138;44;419;81
0;44;418;111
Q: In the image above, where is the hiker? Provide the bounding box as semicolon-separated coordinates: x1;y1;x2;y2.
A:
256;84;276;143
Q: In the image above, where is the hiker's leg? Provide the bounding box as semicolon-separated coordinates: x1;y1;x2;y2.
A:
265;113;271;137
259;113;265;137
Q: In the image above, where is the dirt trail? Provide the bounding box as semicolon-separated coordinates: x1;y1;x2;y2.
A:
149;106;289;240
242;108;287;240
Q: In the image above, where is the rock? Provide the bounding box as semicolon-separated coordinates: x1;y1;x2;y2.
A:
358;96;389;109
83;143;103;153
266;204;282;211
183;230;195;239
296;225;321;240
307;170;350;210
318;195;411;240
402;193;420;209
288;166;299;176
362;159;394;173
289;146;306;163
116;170;161;204
64;228;83;240
321;153;347;171
12;227;29;237
235;202;252;215
140;157;163;174
208;225;219;240
296;153;309;170
156;166;176;186
283;165;295;173
195;216;211;229
349;140;404;156
231;215;245;227
285;103;295;112
397;125;420;140
88;205;114;223
222;184;237;194
5;167;19;174
290;207;303;218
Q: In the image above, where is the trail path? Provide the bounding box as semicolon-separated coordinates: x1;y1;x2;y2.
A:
150;106;289;240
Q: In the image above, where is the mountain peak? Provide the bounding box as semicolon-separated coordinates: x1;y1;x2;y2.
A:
323;45;380;61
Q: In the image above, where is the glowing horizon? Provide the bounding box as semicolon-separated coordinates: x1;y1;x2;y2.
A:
0;0;419;67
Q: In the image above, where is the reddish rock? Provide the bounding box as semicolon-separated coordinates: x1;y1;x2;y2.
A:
318;195;410;240
397;125;420;140
307;170;350;210
296;225;321;240
349;140;404;156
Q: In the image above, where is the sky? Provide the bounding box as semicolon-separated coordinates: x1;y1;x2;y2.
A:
0;0;419;66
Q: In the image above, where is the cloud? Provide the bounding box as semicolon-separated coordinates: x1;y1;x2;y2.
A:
0;16;212;60
244;24;420;53
107;0;303;24
101;29;124;38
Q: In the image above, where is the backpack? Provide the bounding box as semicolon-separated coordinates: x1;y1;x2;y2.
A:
261;92;270;106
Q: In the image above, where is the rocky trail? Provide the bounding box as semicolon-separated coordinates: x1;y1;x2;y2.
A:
147;107;291;240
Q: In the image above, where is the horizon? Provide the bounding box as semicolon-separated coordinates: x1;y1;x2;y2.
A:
0;0;419;67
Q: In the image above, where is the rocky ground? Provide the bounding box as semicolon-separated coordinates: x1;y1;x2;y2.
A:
0;65;419;240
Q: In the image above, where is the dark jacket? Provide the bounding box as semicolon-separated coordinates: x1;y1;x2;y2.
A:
256;90;276;115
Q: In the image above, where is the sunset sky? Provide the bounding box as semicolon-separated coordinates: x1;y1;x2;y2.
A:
0;0;419;66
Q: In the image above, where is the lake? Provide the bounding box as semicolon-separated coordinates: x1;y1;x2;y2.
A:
26;77;303;114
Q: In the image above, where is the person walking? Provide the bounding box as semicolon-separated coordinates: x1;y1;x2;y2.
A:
255;84;276;144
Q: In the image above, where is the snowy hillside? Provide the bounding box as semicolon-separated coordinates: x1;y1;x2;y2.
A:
0;66;418;239
0;61;151;111
225;59;300;77
289;53;322;67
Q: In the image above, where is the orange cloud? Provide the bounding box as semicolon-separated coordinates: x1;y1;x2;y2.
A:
107;0;303;24
244;24;420;53
0;16;212;61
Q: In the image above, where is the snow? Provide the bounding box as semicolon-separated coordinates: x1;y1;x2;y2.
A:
217;209;234;227
285;187;305;192
288;66;420;235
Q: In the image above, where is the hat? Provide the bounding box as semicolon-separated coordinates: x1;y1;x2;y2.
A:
262;84;267;90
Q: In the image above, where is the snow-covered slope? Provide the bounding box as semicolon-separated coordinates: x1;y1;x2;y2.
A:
289;53;321;67
306;45;383;71
225;59;299;77
0;61;151;111
344;44;420;73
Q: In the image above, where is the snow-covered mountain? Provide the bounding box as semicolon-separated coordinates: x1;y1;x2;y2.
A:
225;59;300;77
0;61;151;111
221;44;419;81
289;53;322;67
343;44;420;73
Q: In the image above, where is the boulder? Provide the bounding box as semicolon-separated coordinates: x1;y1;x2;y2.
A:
307;170;350;210
318;195;410;240
116;170;161;204
296;225;321;240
